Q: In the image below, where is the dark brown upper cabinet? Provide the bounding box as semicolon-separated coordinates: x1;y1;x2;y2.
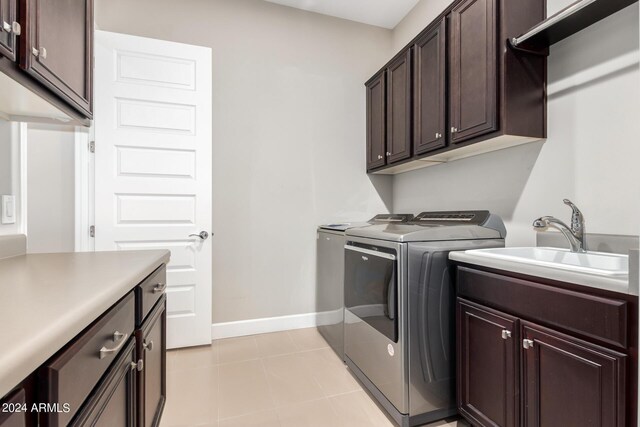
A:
449;0;497;144
365;0;546;174
366;70;386;171
386;48;412;164
457;299;519;427
0;0;18;61
413;18;446;156
522;322;626;427
20;0;93;118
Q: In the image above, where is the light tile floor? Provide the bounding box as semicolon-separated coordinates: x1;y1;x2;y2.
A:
161;328;469;427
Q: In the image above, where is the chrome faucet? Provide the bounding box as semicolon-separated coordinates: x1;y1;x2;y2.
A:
533;199;586;253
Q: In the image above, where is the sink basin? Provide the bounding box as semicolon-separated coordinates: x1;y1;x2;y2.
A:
466;247;629;277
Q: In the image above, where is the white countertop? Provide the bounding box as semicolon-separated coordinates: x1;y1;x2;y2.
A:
0;250;170;398
449;250;633;295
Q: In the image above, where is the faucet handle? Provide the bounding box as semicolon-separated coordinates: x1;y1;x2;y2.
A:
563;199;584;235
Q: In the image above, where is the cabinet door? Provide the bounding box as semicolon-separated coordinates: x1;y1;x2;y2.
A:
449;0;497;144
457;299;518;427
414;19;446;155
0;389;26;427
70;340;137;427
386;49;412;164
0;0;17;61
522;322;626;427
137;298;167;427
366;70;386;171
21;0;93;117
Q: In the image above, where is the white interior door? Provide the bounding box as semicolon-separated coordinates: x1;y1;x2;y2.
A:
94;30;212;349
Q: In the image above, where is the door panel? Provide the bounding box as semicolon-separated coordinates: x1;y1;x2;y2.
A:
0;0;17;61
450;0;497;144
386;49;412;163
414;19;446;155
0;388;26;427
95;31;212;348
138;300;166;427
366;70;386;170
522;322;626;427
21;0;93;116
457;299;518;427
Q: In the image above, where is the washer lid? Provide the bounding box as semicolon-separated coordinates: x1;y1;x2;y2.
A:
318;222;370;232
346;211;506;242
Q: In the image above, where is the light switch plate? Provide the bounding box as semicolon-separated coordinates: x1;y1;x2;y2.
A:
1;195;16;224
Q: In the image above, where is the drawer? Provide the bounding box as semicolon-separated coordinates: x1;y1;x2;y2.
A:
135;265;167;326
457;266;628;349
39;292;135;427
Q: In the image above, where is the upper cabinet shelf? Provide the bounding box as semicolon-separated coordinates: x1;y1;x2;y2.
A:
511;0;638;51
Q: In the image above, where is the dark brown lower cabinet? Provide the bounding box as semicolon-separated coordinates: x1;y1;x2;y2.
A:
70;339;136;426
136;297;167;427
457;299;519;427
458;295;630;427
522;322;626;427
0;389;26;427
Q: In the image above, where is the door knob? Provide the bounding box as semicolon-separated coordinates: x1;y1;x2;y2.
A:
189;231;209;240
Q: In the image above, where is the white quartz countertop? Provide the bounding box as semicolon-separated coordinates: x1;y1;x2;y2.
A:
449;250;634;295
0;250;170;398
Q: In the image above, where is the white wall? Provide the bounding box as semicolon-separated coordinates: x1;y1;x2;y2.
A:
392;1;640;247
0;121;25;236
95;0;394;323
26;124;76;253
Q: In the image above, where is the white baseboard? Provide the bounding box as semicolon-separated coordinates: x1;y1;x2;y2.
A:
211;312;321;340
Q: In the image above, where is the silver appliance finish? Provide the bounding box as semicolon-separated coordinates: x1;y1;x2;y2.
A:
344;211;506;427
316;228;348;360
533;198;586;252
316;214;414;361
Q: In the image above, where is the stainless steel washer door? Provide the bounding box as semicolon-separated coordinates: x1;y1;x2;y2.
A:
344;238;408;414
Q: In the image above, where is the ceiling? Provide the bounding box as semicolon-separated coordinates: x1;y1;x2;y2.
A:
262;0;420;29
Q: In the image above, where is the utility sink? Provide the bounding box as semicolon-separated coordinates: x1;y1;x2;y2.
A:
466;247;629;277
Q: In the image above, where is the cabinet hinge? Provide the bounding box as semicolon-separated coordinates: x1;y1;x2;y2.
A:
89;225;95;238
88;140;95;153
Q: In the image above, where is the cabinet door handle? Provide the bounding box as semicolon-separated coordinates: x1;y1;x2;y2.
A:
523;339;534;349
386;152;391;156
11;22;21;35
143;340;154;351
451;127;458;133
99;331;128;359
2;22;10;32
501;330;511;340
377;155;383;160
33;47;47;59
435;132;442;139
153;283;167;294
131;359;144;371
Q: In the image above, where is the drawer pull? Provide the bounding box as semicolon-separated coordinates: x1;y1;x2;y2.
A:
523;339;534;350
143;340;154;351
153;283;167;294
501;330;511;340
99;331;128;359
